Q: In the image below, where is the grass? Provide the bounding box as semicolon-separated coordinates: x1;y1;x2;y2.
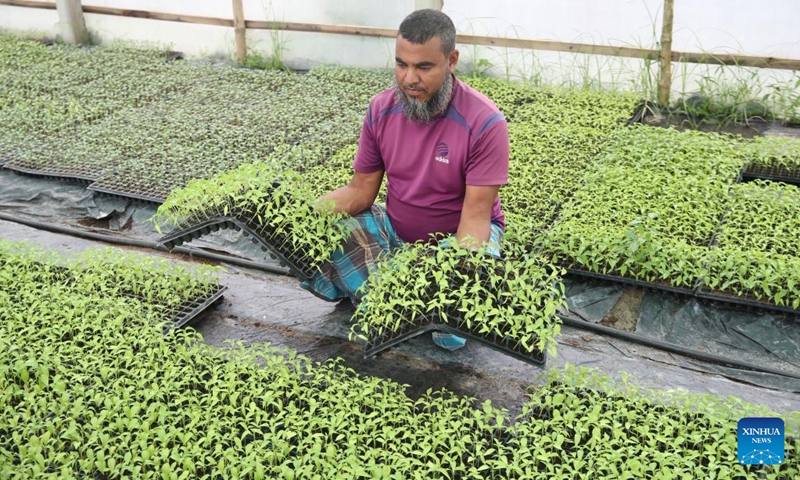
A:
453;11;800;126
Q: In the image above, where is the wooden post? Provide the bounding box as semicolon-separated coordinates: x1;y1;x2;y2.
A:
658;0;675;106
232;0;246;63
414;0;443;10
55;0;89;44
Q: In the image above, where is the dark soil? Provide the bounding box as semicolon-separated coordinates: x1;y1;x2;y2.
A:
600;287;644;332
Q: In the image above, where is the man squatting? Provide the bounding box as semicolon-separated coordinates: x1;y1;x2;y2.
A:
301;9;510;350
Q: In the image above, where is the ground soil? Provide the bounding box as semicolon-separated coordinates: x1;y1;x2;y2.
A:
600;287;645;332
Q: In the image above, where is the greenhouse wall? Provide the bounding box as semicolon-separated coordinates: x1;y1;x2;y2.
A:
1;0;799;102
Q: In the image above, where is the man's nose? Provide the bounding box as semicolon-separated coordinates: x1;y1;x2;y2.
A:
403;67;420;86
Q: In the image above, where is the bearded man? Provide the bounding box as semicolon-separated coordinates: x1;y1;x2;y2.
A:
302;9;510;350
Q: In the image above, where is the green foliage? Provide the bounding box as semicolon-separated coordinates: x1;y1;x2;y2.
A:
542;125;746;289
2;248;795;480
740;136;800;170
706;180;800;308
0;34;391;199
464;77;642;244
502;365;799;479
351;240;566;358
154;162;353;274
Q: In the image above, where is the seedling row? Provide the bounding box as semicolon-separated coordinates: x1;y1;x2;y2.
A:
1;238;796;477
542;125;800;313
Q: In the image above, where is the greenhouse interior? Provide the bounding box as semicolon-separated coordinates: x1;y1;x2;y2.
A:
1;0;799;478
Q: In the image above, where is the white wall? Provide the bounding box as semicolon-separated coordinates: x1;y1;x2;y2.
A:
1;0;798;102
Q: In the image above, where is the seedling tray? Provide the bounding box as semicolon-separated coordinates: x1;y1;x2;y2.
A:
741;163;800;186
564;266;699;297
0;151;18;166
164;283;227;332
158;216;315;280
3;161;98;183
364;315;547;367
87;184;165;204
696;286;800;317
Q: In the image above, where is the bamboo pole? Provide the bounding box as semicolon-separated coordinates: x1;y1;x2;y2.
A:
55;0;88;44
658;0;675;106
231;0;246;63
2;0;800;71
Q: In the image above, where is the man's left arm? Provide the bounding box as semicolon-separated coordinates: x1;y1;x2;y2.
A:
455;184;501;248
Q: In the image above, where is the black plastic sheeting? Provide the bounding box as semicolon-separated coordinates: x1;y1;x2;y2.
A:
0;169;280;264
564;275;800;392
1;168;799;396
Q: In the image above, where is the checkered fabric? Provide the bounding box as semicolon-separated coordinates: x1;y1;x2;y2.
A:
300;203;503;305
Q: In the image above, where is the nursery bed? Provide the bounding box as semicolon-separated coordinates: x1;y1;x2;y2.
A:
2;216;799;416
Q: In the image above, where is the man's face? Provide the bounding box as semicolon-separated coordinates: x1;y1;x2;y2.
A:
394;35;459;122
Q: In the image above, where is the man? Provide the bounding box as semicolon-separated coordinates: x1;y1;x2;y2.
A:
302;9;509;350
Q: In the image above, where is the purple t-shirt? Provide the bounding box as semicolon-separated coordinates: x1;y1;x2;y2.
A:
354;75;509;243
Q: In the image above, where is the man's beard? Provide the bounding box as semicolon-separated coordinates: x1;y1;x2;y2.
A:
394;72;453;124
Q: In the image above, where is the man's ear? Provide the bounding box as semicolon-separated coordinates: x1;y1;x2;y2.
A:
449;49;459;74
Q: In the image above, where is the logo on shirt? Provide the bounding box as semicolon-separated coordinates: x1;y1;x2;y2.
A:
435;141;449;164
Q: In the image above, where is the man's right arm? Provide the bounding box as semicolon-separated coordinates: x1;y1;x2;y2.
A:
317;169;384;216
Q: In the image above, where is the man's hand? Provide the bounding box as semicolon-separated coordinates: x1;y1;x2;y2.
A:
317;170;384;216
455;184;500;248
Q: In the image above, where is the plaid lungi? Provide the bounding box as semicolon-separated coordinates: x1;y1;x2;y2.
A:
300;204;504;305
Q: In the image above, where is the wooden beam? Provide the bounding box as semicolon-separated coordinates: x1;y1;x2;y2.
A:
670;51;800;70
455;33;661;62
244;20;396;39
231;0;246;63
81;5;234;27
658;0;675;105
2;0;799;71
2;0;56;10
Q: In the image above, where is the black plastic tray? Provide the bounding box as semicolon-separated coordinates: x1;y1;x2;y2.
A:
626;100;654;126
563;266;799;316
165;284;227;332
87;184;165;204
159;216;314;281
741;163;800;186
696;287;800;317
0;151;17;166
3;162;98;183
564;266;699;297
364;316;547;367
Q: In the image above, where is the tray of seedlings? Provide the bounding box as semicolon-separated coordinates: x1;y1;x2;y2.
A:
0;241;227;333
541;125;748;300
504;365;799;479
740;135;800;186
68;247;227;332
2;233;798;477
698;180;800;315
155;163;352;281
351;241;567;367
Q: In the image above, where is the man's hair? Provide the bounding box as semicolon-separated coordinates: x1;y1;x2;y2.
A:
398;9;456;56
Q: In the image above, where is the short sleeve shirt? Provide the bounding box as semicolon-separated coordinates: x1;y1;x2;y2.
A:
353;75;509;243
